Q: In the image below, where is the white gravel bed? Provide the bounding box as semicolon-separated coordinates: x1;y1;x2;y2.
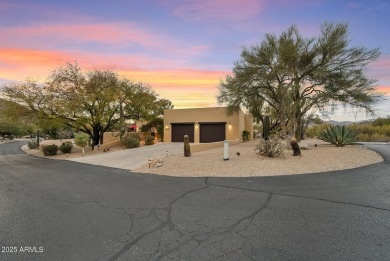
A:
135;139;384;177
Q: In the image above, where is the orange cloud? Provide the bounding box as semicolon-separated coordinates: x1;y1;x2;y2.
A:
118;69;231;108
118;70;229;87
0;48;230;108
0;48;195;80
375;85;390;95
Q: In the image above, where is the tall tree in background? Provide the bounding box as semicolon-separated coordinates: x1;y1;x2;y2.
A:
1;63;172;147
218;22;381;141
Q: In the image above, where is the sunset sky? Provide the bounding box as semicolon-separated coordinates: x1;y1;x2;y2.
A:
1;0;389;121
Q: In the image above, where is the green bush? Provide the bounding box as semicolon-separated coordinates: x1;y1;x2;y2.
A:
59;141;73;153
144;135;155;145
27;140;39;149
121;137;140;148
74;133;89;148
318;125;357;147
127;132;141;140
255;137;285;158
41;144;58;156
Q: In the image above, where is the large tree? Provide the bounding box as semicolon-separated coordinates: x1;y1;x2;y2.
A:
1;63;172;147
218;22;381;141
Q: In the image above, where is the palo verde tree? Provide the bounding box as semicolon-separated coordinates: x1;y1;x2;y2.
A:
218;22;381;141
116;78;173;138
1;63;172;148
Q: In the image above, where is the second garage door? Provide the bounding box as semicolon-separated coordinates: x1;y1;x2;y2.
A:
200;123;226;143
171;123;194;142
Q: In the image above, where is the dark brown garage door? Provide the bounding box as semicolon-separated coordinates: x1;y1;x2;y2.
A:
171;124;194;142
200;123;226;143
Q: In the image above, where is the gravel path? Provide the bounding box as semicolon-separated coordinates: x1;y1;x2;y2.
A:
135;139;384;177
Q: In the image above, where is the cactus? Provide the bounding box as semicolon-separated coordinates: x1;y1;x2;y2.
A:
263;115;270;140
184;135;191;157
318;125;357;147
290;137;301;156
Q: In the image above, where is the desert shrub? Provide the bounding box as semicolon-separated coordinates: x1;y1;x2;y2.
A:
242;130;250;141
27;140;39;149
350;123;390;141
74;133;89;148
255;137;285;158
372;117;390;127
305;123;330;138
59;141;73;153
318;125;357;147
367;133;389;142
144;135;155;145
41;144;58;156
127;132;141;140
121;137;140;148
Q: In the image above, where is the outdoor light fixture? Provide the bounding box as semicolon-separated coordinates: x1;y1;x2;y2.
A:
165;124;169;129
195;122;199;127
228;123;232;127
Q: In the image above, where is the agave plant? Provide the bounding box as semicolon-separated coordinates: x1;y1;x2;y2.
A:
318;125;357;147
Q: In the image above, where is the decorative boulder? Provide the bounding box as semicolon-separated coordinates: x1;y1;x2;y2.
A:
298;142;309;150
151;158;164;168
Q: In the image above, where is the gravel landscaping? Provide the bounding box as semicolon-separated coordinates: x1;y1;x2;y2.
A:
135;139;384;177
19;138;384;177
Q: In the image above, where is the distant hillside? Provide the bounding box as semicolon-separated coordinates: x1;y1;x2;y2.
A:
323;119;375;125
323;120;353;125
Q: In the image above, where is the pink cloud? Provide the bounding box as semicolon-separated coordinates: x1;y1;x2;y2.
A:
375;85;390;96
369;54;390;83
168;0;263;21
0;23;167;49
0;23;210;57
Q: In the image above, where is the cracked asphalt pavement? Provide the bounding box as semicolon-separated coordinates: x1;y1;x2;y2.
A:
1;141;390;260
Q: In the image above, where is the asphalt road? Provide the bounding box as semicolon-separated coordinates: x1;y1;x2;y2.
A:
1;141;389;261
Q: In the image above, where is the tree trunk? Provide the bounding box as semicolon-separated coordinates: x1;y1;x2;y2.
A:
100;133;104;145
263;115;270;140
295;116;303;142
92;125;101;149
119;103;125;139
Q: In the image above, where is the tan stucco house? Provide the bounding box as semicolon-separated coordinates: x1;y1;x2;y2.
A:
164;107;253;143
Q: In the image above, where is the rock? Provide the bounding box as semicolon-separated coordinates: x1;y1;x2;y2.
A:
151;158;164;168
299;142;309;150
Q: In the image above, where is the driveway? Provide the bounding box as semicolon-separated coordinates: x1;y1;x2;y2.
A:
69;142;183;170
0;141;389;260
